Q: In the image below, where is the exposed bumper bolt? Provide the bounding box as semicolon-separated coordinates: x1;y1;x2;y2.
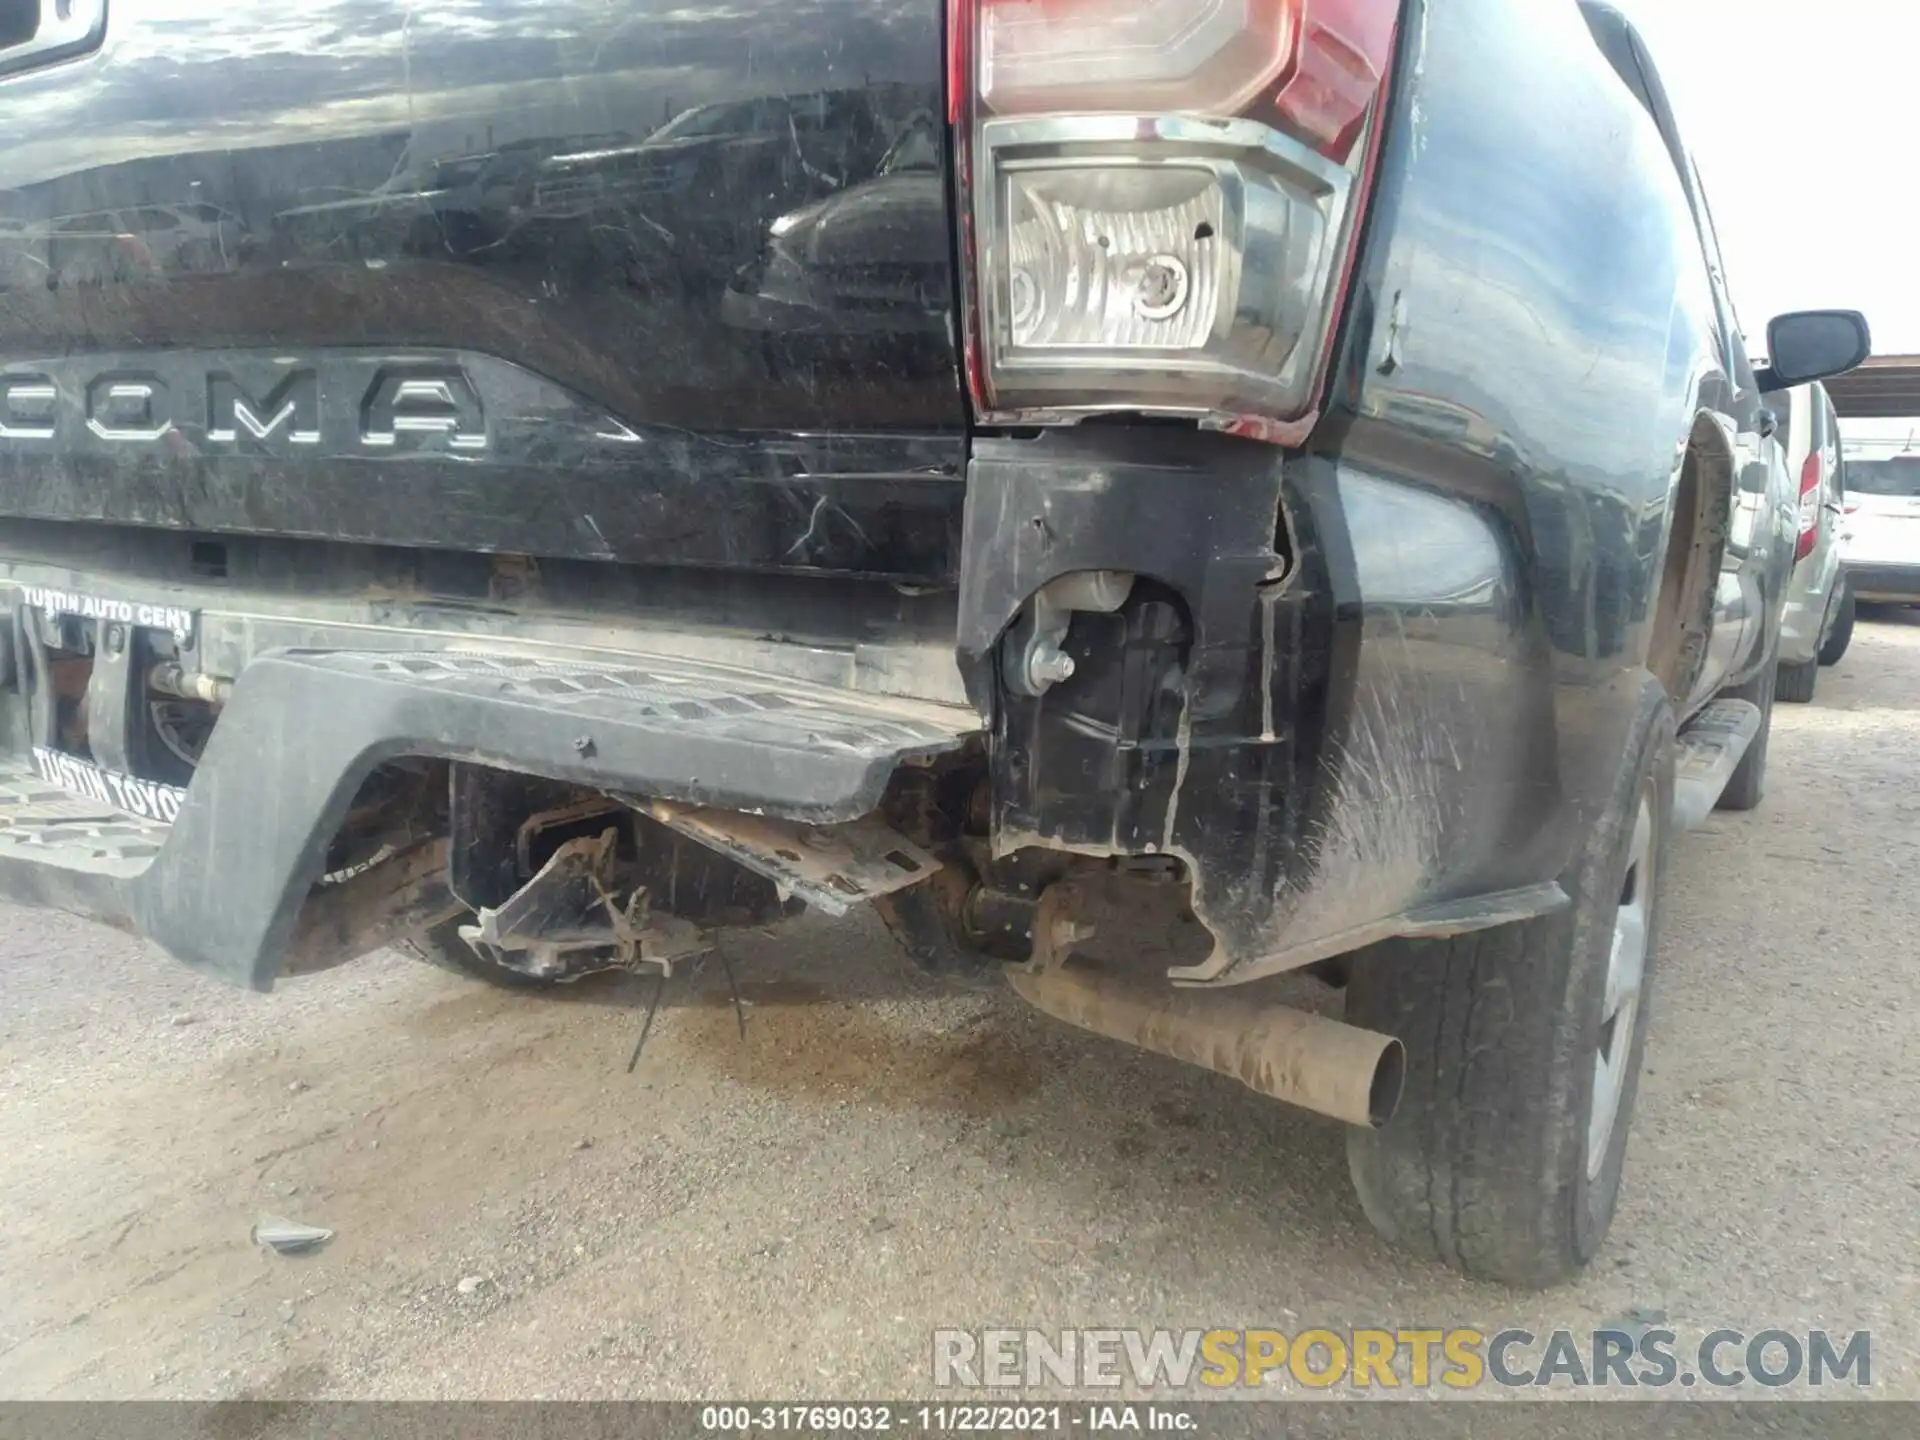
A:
1006;571;1130;697
1026;643;1076;690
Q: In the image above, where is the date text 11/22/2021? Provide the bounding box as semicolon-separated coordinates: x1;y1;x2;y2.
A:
698;1405;1196;1433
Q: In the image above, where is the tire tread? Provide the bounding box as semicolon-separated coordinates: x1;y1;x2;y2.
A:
1345;678;1673;1288
1818;585;1855;666
1716;659;1775;811
1776;660;1817;704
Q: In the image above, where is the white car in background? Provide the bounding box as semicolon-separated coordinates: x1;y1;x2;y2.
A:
1768;382;1853;701
1841;449;1920;610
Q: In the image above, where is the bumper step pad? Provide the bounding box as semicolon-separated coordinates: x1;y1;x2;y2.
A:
0;765;171;878
0;649;979;987
1672;698;1762;831
336;653;964;764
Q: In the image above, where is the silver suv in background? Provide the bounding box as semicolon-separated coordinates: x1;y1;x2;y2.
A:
1767;382;1853;701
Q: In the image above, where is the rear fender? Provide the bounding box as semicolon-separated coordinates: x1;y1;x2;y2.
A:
1653;405;1735;714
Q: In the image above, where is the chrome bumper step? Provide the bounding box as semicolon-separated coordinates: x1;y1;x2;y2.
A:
1672;698;1762;831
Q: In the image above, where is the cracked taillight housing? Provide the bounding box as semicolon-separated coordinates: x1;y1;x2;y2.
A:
957;0;1400;438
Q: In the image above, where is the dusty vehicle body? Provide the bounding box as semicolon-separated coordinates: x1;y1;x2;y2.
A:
0;0;1866;1283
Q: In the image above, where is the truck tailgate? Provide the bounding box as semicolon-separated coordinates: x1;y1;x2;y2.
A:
0;0;965;583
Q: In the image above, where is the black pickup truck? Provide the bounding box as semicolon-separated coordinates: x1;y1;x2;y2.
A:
0;0;1869;1286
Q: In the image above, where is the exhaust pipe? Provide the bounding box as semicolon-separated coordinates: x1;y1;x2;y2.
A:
1006;964;1405;1128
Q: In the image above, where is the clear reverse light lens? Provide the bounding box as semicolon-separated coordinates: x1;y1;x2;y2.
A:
1006;167;1228;351
978;116;1350;423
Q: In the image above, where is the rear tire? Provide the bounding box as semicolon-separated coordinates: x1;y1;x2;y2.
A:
1344;677;1673;1289
1775;659;1818;704
1715;657;1775;812
399;918;566;991
1818;585;1855;666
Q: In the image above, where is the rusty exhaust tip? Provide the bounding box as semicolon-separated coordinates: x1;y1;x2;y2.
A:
1006;962;1406;1129
1367;1036;1406;1128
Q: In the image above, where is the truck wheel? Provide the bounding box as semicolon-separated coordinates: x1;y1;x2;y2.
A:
1344;676;1672;1288
1775;659;1818;704
1818;585;1855;666
1714;658;1775;812
398;918;565;990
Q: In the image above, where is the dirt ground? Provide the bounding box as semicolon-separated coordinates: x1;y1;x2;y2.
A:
1;616;1917;1404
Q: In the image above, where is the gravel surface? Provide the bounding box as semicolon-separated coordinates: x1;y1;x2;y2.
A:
1;616;1917;1405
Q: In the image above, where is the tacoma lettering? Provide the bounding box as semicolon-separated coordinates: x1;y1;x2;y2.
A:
0;365;484;450
207;369;321;444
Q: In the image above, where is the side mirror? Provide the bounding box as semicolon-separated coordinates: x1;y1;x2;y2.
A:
1755;310;1872;390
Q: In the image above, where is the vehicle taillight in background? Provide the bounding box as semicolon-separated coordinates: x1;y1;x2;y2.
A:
954;0;1402;440
1796;452;1822;561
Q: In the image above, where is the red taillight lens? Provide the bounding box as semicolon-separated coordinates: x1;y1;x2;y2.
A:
978;0;1301;123
957;0;1401;437
1274;0;1401;161
1795;452;1822;562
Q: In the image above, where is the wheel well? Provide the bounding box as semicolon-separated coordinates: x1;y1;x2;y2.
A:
1647;416;1732;706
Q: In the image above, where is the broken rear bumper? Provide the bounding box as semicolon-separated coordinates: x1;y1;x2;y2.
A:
2;426;1632;994
958;430;1596;986
0;644;976;989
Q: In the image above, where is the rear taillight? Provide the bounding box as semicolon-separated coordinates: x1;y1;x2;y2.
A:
955;0;1401;439
1795;453;1822;562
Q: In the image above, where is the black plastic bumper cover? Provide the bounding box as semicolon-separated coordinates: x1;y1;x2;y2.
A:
0;650;978;989
1847;563;1920;600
